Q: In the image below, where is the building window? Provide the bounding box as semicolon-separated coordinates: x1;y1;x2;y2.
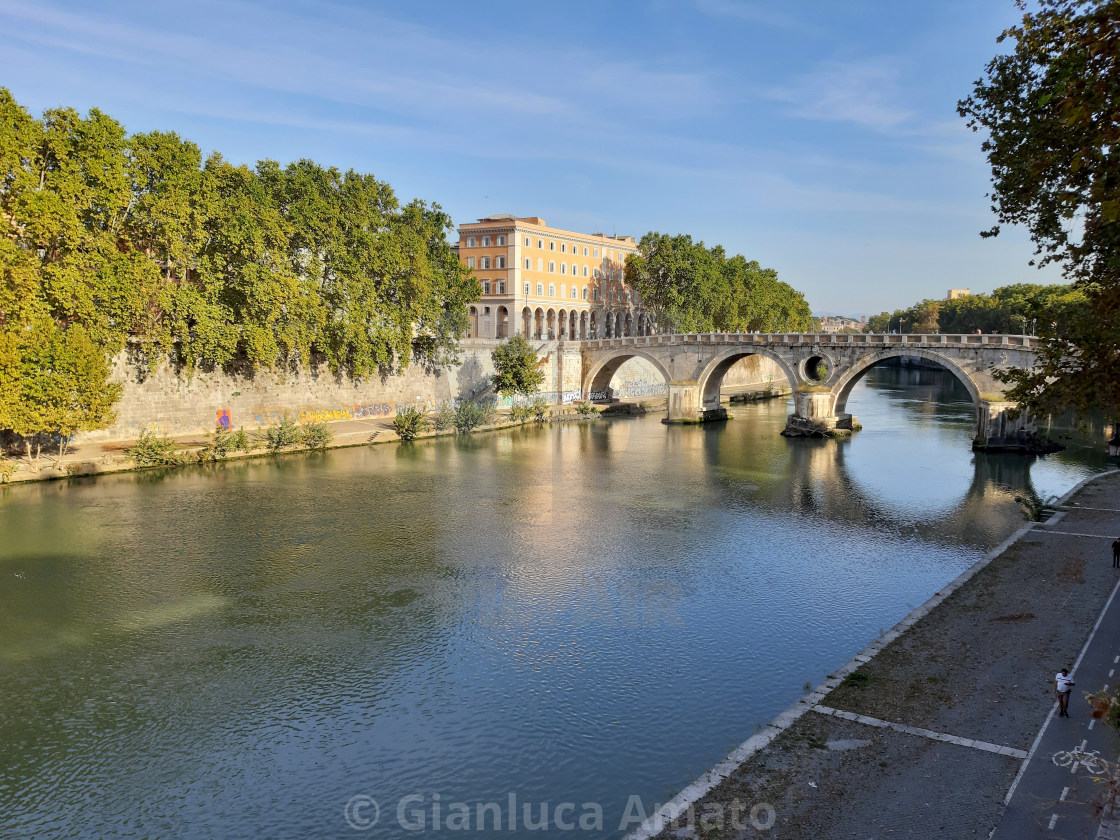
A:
498;281;506;294
593;268;600;279
467;256;475;268
583;247;589;256
537;239;543;249
571;286;577;299
483;236;490;246
483;281;491;295
593;247;600;258
549;261;555;273
582;287;588;300
496;256;506;268
609;290;614;303
497;235;506;246
560;284;566;298
481;257;491;269
548;284;555;297
537;258;543;271
468;237;476;247
524;258;531;269
549;241;555;251
524;236;531;246
537;283;544;296
571;263;576;275
582;266;588;277
560;263;567;275
561;243;567;253
525;282;530;295
593;288;599;301
484;306;490;314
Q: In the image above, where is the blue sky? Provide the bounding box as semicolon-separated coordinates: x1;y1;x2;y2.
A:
1;0;1063;316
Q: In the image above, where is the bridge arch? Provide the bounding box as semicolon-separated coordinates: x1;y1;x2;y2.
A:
698;348;800;409
832;348;981;415
584;350;673;401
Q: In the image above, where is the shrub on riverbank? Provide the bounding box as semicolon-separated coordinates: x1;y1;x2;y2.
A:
265;414;302;452
300;421;333;450
454;400;495;434
129;431;185;467
393;406;428;440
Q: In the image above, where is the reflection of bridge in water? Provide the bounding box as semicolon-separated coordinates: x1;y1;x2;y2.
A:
723;433;1037;544
578;332;1042;450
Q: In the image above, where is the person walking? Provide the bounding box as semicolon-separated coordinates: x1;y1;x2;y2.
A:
1112;537;1120;568
1055;668;1075;717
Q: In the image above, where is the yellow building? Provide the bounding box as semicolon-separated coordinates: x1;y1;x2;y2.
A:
457;214;653;340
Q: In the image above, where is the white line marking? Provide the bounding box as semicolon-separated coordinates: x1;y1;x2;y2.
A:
1079;739;1087;751
812;707;1027;758
1110;669;1114;678
1049;813;1058;829
1114;656;1119;664
1004;569;1120;806
1059;506;1120;512
1030;530;1115;539
1089;719;1096;730
1060;786;1069;801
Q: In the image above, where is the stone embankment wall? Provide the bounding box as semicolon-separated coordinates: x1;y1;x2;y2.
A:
78;341;787;442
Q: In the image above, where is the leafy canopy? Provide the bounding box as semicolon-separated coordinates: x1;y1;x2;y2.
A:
491;334;545;397
625;232;812;333
958;0;1120;420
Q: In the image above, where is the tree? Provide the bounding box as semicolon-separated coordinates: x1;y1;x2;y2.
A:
625;232;812;333
958;0;1120;423
491;334;545;397
1;320;120;465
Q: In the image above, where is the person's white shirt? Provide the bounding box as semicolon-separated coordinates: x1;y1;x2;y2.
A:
1055;672;1075;692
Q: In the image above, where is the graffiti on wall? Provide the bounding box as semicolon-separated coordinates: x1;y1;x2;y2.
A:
249;401;426;426
496;390;582;408
216;409;231;429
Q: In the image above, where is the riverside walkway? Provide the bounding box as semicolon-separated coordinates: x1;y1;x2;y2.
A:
633;469;1120;840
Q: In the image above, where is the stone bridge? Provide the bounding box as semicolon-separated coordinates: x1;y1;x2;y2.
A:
578;332;1043;450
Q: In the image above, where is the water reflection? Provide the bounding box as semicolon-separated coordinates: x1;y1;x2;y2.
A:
0;365;1109;840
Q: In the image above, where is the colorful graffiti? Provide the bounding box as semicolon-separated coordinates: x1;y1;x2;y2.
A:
250;401;418;427
216;409;231;429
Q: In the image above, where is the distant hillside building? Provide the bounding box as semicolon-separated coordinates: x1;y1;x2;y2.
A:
946;289;971;300
457;215;652;340
818;315;866;334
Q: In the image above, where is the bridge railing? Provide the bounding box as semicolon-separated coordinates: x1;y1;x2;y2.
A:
574;333;1041;350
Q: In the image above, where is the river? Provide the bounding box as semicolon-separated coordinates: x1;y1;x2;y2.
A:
0;366;1110;839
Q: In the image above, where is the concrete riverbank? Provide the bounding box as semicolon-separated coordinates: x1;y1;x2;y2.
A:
632;469;1120;840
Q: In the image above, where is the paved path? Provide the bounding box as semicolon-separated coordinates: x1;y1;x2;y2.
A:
993;521;1120;840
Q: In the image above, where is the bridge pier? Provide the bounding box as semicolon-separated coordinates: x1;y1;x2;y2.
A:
663;383;728;423
782;391;857;438
974;400;1060;452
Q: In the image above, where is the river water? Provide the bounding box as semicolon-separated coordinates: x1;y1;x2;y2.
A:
0;366;1110;839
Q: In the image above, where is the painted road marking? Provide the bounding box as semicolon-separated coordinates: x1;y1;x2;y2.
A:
1060;786;1069;801
1004;572;1120;807
1061;506;1120;513
1110;669;1115;678
812;707;1027;758
1114;656;1119;664
1032;530;1115;539
1048;813;1058;829
1090;719;1096;730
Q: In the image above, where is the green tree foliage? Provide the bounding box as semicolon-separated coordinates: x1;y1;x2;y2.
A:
490;334;545;397
1;89;477;451
625;233;812;333
958;0;1120;421
865;284;1087;337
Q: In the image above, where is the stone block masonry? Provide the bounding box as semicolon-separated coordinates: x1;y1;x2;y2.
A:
75;339;787;444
